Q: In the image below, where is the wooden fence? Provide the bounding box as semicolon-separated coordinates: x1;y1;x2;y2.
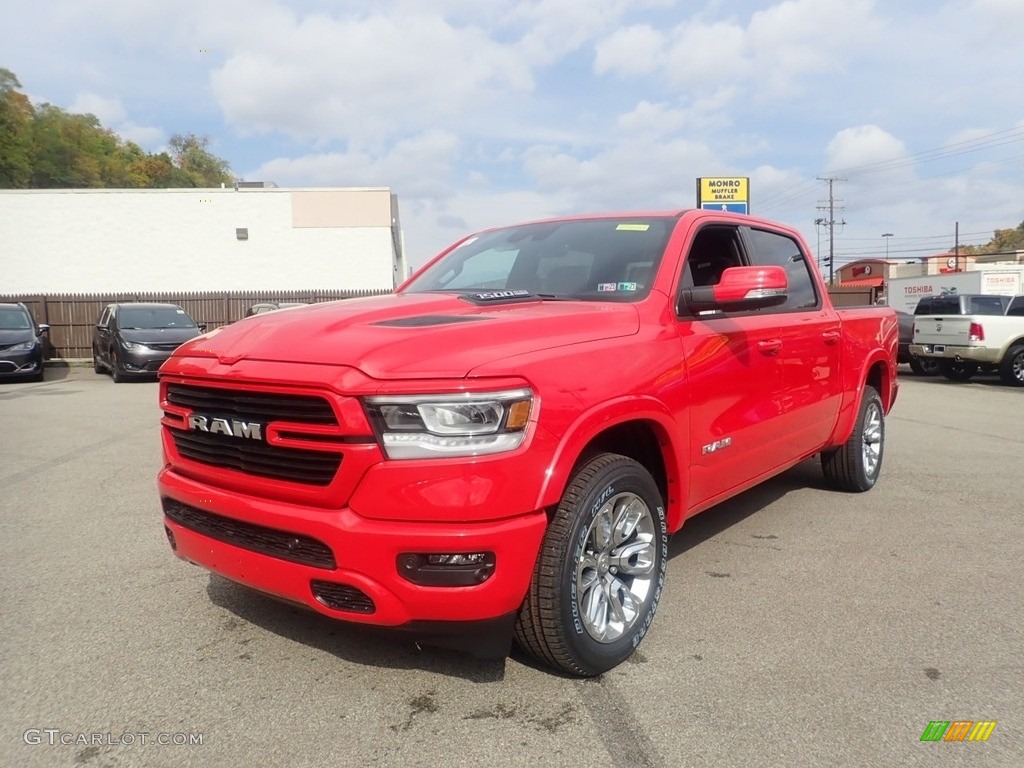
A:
1;289;391;359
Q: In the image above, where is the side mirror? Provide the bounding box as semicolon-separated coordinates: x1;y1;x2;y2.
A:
680;266;788;314
197;323;208;332
37;323;50;334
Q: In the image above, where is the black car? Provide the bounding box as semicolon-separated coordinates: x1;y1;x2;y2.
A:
0;302;49;382
92;302;205;382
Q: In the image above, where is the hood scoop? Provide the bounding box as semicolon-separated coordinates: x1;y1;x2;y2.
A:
372;315;489;328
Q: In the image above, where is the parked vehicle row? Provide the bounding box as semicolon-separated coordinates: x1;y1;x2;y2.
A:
0;302;49;382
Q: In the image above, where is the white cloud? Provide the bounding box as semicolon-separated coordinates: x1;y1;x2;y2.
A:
68;92;126;124
594;25;665;77
247;130;462;198
210;12;533;143
825;125;907;178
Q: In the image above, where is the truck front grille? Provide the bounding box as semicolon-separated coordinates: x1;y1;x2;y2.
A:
163;498;336;569
168;429;342;485
166;383;336;423
165;383;343;485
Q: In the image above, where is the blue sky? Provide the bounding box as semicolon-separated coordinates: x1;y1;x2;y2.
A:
3;0;1023;269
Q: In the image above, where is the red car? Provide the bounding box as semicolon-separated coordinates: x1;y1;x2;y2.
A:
157;210;898;676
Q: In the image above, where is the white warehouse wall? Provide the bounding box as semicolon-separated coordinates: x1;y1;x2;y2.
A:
0;187;402;293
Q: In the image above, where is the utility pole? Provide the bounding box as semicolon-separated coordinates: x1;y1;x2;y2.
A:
954;221;960;272
816;177;846;285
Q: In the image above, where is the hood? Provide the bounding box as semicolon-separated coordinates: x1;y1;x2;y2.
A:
121;327;202;345
174;292;640;379
0;329;36;346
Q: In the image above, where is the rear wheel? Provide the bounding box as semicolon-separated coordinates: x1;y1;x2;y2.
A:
939;360;978;382
999;344;1024;387
908;356;939;376
822;385;884;493
514;453;668;677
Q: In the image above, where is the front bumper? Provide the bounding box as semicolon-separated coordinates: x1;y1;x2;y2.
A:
120;349;175;376
0;347;43;378
909;344;1000;364
159;468;547;627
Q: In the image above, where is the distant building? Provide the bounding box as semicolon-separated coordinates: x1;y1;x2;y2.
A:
0;186;407;294
837;250;1023;295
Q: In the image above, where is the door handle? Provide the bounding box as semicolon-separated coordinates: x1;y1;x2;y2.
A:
757;339;782;355
822;330;841;345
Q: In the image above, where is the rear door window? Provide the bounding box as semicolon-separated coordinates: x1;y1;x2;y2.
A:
743;227;820;311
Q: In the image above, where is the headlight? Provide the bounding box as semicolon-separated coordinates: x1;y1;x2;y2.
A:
8;341;37;352
365;389;533;459
120;340;149;352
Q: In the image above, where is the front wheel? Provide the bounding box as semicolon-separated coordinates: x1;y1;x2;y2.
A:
514;453;668;677
110;350;124;383
998;344;1024;387
822;385;885;493
939;360;977;381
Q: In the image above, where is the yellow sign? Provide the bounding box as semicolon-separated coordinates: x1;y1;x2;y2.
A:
698;177;749;204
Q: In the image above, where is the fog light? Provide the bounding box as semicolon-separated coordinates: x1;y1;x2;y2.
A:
398;552;496;587
164;525;177;551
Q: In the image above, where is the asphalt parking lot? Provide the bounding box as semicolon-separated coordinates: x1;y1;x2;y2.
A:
1;366;1021;768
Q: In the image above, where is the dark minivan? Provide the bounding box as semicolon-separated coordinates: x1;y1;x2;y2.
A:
92;303;205;382
0;302;49;382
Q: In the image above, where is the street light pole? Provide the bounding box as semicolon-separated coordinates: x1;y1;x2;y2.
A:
882;232;894;259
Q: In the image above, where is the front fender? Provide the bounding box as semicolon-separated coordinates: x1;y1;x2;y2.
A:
533;396;687;531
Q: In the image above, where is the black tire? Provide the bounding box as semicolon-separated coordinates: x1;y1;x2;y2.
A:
821;385;884;493
999;344;1024;387
908;356;939;376
514;453;668;677
93;346;104;374
111;350;124;383
939;360;978;382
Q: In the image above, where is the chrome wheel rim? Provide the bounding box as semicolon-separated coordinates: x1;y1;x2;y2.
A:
862;403;883;477
1013;352;1024;382
576;492;657;643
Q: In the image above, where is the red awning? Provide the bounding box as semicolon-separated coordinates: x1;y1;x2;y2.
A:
841;277;884;287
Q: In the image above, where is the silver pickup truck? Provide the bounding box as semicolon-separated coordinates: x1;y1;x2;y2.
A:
910;293;1024;385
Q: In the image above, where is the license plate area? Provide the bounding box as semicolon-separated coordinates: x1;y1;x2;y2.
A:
933;345;946;353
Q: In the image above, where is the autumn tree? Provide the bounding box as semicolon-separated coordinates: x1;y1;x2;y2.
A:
168;133;233;187
960;221;1024;255
0;69;235;189
0;68;34;187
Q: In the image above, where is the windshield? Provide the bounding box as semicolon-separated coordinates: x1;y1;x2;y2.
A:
0;307;32;330
118;306;196;329
403;217;677;301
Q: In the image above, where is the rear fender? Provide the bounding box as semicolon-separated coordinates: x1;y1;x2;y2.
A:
829;351;896;447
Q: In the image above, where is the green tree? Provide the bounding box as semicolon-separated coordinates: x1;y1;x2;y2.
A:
0;68;35;187
960;221;1024;255
0;68;235;189
168;133;233;187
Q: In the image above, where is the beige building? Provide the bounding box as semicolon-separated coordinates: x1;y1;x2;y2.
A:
0;185;408;294
837;251;1010;292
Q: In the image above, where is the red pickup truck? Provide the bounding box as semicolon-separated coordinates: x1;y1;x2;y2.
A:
157;210;898;676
